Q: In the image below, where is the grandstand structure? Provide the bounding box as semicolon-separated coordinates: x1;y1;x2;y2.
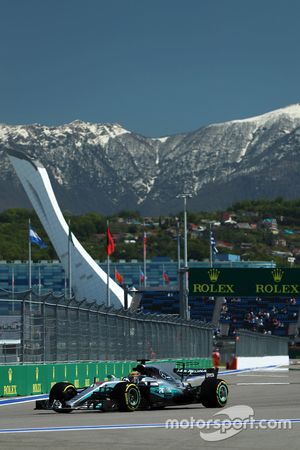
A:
0;259;299;339
219;296;300;337
0;258;275;293
139;290;300;339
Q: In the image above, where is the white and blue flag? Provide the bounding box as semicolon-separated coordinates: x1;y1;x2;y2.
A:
210;232;218;254
29;225;47;249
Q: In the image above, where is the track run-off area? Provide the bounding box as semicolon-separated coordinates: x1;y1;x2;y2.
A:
0;368;300;450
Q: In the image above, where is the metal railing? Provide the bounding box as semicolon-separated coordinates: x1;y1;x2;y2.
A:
215;329;289;366
0;291;213;364
235;329;288;357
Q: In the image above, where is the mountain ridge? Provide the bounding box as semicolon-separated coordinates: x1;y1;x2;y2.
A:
1;104;300;215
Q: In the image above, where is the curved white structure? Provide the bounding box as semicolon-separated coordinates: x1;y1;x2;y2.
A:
7;149;131;308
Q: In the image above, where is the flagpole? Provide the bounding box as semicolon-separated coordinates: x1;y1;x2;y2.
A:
105;222;115;306
139;265;142;288
143;227;147;287
107;220;110;307
38;265;41;296
68;220;72;300
209;225;213;268
11;263;15;312
28;218;32;292
107;255;111;306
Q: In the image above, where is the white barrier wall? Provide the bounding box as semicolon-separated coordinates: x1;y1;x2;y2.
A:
237;355;289;370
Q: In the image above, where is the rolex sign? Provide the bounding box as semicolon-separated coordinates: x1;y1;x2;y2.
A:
189;268;300;297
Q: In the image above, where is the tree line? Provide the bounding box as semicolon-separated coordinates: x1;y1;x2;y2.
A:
1;198;300;264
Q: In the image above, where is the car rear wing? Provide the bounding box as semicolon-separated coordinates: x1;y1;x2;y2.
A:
173;362;218;381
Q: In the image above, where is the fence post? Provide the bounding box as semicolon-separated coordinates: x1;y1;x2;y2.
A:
179;268;189;320
20;298;26;364
54;299;58;362
42;298;46;363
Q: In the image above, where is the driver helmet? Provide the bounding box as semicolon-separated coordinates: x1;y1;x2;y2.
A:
128;370;140;383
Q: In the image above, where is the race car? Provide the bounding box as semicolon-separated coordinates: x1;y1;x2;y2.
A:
35;362;228;413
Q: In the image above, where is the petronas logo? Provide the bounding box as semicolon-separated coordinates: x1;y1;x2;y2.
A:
208;269;220;283
272;269;284;283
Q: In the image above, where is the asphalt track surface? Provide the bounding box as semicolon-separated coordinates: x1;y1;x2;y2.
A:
0;368;300;450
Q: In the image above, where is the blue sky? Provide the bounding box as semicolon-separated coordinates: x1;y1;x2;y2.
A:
1;0;300;136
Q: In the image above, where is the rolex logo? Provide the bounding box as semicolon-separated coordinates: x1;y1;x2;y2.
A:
8;368;13;383
272;269;284;283
208;269;220;283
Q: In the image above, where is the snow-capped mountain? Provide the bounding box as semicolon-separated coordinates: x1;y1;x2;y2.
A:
1;104;300;215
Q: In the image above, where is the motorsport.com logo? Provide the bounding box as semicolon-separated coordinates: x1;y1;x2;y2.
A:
165;405;292;441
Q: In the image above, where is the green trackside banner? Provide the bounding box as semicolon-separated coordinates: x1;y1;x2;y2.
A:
0;361;137;397
0;358;212;397
189;267;300;297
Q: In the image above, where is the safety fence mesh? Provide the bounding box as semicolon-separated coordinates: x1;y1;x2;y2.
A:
0;291;213;363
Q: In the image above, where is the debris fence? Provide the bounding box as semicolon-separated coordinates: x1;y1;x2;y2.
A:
0;291;213;364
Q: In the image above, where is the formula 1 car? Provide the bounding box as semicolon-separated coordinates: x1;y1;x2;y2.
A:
35;362;228;413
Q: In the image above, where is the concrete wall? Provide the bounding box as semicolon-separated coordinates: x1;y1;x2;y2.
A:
237;355;289;370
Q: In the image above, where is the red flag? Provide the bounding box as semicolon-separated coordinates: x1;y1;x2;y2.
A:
163;271;170;284
115;269;124;284
106;227;115;256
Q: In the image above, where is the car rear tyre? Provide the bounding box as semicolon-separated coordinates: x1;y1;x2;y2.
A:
49;382;77;413
112;382;141;412
200;378;228;408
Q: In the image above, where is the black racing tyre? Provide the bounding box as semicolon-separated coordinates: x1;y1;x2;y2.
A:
112;382;141;412
200;378;229;408
49;382;77;413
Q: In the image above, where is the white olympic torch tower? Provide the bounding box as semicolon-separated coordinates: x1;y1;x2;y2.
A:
7;148;131;308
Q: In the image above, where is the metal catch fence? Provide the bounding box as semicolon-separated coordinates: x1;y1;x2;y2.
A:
235;329;288;357
215;329;289;366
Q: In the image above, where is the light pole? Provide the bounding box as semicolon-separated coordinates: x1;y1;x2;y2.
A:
176;193;192;268
176;218;181;271
176;193;192;320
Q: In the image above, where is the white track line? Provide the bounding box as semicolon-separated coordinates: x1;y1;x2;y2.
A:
238;374;289;377
236;382;290;385
0;419;300;434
